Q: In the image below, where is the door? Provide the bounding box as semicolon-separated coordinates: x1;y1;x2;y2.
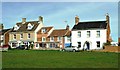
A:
86;42;90;50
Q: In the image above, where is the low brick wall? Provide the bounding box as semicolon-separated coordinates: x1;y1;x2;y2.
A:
104;46;120;52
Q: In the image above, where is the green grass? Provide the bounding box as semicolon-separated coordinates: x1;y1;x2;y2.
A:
2;50;119;68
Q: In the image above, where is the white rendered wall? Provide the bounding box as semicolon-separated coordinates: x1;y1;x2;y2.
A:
72;29;107;50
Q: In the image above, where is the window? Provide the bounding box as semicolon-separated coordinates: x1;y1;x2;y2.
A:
1;35;3;40
42;28;46;33
97;31;100;37
13;34;16;39
87;31;90;37
28;33;30;39
27;23;33;30
78;31;81;37
20;34;23;39
42;37;46;42
58;36;61;41
67;36;71;42
50;37;54;42
78;42;81;48
96;41;100;47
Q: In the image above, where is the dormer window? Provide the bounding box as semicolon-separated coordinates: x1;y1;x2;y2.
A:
41;28;46;33
14;25;19;30
28;23;33;30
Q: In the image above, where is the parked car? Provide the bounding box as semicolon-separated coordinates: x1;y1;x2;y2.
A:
16;45;28;50
61;46;80;52
0;45;10;51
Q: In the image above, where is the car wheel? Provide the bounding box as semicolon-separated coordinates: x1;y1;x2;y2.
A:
73;49;76;52
63;49;65;52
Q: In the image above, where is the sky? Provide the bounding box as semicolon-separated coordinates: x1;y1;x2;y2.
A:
1;2;119;42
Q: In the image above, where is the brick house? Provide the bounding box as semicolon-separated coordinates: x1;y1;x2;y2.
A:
71;13;112;50
48;25;71;48
35;26;54;49
9;16;43;48
0;24;11;46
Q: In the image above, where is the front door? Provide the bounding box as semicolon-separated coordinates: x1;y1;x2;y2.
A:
86;42;90;50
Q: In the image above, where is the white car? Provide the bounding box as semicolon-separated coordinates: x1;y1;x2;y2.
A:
62;46;80;52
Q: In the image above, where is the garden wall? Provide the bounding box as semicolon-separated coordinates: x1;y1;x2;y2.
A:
104;46;120;52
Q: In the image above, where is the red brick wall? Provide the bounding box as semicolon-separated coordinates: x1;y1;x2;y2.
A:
104;46;120;52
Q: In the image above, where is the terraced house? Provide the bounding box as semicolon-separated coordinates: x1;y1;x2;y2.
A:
35;26;54;49
9;16;43;48
48;25;71;48
0;24;11;46
72;14;112;50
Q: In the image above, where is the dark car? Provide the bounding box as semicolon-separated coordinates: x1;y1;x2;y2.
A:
0;45;10;51
16;45;28;50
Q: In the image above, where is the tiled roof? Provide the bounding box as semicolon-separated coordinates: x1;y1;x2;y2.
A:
37;26;53;34
49;29;69;37
11;21;39;32
72;21;107;30
65;30;71;36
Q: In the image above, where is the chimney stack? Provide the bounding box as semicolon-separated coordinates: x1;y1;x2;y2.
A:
106;13;109;24
66;24;69;30
75;15;79;25
39;16;43;22
0;24;4;31
22;18;26;23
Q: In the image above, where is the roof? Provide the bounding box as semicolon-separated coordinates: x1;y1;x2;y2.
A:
37;26;53;34
72;21;107;30
0;29;11;35
49;29;70;37
11;21;39;32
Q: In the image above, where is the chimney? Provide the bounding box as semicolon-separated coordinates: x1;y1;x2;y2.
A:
75;15;79;25
22;18;26;23
66;24;69;30
106;13;109;24
0;24;4;30
39;16;43;22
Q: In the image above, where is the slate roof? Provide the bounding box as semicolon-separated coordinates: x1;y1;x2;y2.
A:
11;21;39;32
37;26;53;34
0;29;11;35
72;21;107;30
49;29;71;37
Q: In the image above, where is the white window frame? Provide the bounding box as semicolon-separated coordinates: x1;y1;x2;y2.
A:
0;35;4;40
67;36;71;42
96;31;100;38
28;33;30;39
42;28;46;33
50;37;54;42
20;34;23;39
13;34;16;40
87;31;90;38
42;37;46;42
96;41;100;48
78;31;81;37
57;36;61;41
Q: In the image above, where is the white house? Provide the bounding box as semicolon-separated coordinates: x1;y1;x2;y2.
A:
71;14;112;50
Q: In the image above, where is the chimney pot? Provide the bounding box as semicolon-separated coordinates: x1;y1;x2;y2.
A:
39;16;43;22
75;15;79;25
22;18;26;23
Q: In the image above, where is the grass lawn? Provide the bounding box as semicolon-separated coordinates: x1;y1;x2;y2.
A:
2;50;119;68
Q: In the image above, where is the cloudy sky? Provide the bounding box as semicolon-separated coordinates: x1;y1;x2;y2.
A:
1;1;118;42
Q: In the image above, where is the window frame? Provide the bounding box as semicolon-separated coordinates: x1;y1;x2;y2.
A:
28;33;30;39
50;37;54;42
13;34;16;40
96;41;100;48
87;31;90;38
96;31;100;38
42;37;46;42
20;34;23;39
78;31;81;37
